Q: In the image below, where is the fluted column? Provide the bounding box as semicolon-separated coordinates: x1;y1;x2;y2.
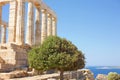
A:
52;17;57;36
8;1;17;43
16;0;25;45
47;13;52;36
35;8;41;45
1;25;6;43
41;9;47;44
26;2;34;45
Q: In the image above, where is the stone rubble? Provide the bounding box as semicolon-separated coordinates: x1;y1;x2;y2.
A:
0;69;94;80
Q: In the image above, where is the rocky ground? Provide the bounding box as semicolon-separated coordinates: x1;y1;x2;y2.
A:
0;69;94;80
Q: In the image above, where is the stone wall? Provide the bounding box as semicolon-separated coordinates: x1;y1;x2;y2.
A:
0;43;30;72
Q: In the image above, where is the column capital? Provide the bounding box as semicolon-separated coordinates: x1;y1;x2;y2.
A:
47;13;52;17
41;9;46;13
37;6;41;10
52;17;57;21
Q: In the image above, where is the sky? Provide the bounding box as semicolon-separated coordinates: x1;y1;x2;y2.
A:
1;0;120;66
43;0;120;66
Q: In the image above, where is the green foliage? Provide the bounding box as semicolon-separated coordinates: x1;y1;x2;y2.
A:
107;72;120;80
28;46;49;71
28;36;85;76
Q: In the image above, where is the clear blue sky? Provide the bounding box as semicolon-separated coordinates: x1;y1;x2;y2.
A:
44;0;120;66
1;0;120;66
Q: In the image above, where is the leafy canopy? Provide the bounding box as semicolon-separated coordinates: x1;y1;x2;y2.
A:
28;36;85;72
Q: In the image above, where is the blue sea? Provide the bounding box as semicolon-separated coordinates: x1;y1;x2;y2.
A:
86;66;120;78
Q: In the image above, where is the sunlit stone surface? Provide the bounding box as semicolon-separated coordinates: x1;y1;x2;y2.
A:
0;0;57;72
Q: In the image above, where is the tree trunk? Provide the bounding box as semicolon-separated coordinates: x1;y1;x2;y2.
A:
60;70;64;80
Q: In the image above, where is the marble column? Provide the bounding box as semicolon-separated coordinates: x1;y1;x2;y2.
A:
8;1;17;43
26;2;34;45
52;17;57;36
16;0;25;45
35;8;41;45
41;9;47;44
1;25;6;43
47;13;52;36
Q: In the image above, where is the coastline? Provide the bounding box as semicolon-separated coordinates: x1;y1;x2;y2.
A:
86;66;120;78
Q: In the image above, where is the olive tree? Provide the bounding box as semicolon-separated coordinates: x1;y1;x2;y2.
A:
28;36;85;80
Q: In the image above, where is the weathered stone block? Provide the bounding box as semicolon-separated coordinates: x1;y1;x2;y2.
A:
0;43;30;72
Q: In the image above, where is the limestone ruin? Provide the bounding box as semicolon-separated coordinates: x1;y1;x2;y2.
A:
0;0;57;72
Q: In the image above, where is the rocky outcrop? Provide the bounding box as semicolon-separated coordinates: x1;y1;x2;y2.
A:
96;74;107;80
78;69;94;80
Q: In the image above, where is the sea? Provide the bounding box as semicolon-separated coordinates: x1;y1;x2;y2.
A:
86;66;120;78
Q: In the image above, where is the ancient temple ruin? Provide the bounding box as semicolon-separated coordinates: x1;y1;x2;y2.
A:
0;0;57;72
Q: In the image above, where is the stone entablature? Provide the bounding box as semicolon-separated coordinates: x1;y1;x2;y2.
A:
0;0;57;72
0;0;57;18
